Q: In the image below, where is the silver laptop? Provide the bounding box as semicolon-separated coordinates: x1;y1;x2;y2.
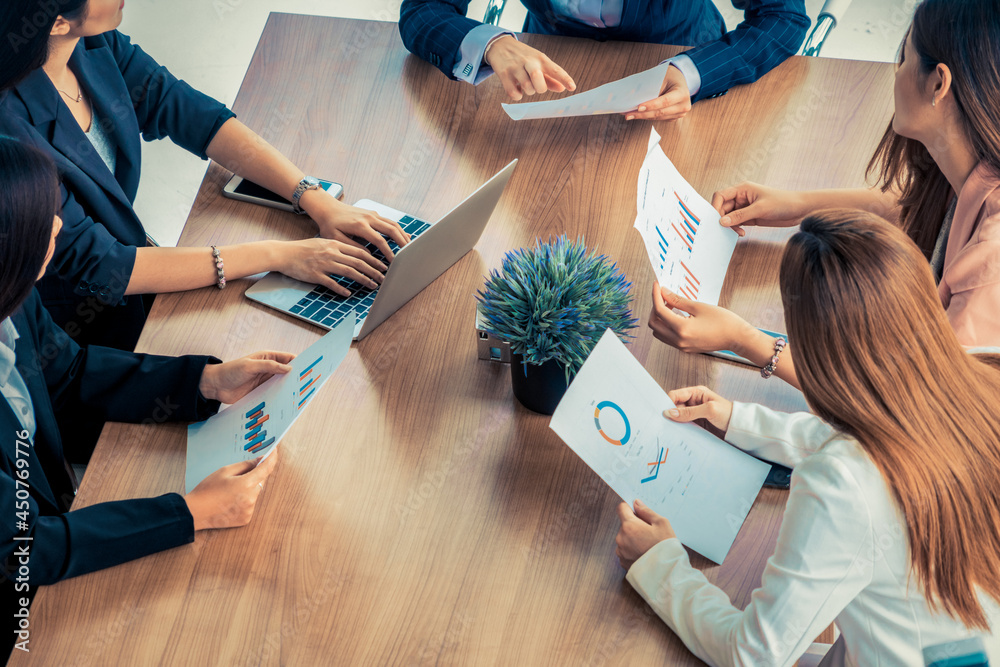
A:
246;160;517;341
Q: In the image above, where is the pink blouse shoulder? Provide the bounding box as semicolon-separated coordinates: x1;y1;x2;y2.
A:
940;163;1000;347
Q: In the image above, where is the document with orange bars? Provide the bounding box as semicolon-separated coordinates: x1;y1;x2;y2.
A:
185;313;354;492
633;128;739;305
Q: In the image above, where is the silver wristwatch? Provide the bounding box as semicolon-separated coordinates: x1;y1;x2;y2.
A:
291;176;321;214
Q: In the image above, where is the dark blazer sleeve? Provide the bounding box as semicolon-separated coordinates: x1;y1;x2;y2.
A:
20;290;220;424
399;0;481;78
0;290;223;585
683;0;809;101
106;31;235;159
50;183;138;307
2;479;194;586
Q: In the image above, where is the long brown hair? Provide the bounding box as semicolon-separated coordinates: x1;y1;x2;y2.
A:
781;208;1000;630
867;0;1000;259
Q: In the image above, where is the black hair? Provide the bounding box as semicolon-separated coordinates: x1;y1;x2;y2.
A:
1;0;89;91
0;136;59;321
868;0;1000;258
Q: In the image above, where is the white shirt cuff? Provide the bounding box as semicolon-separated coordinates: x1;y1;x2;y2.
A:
452;24;516;85
661;53;702;97
625;538;689;607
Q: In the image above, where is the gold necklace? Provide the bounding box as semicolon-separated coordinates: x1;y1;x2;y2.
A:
57;87;83;103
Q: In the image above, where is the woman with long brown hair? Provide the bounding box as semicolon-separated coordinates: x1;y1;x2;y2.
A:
647;0;1000;388
614;209;1000;666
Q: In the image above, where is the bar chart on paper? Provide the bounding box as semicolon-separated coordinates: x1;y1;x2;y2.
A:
243;401;275;453
650;190;710;301
634;129;738;306
186;313;355;492
297;356;322;410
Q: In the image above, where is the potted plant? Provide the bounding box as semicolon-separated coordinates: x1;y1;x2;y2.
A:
476;236;638;414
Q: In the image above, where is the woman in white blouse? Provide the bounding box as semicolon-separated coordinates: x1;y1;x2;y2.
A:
615;209;1000;667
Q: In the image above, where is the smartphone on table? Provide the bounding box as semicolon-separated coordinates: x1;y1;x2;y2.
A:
222;175;344;213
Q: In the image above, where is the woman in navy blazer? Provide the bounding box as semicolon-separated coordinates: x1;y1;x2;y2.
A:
0;0;410;350
0;137;287;657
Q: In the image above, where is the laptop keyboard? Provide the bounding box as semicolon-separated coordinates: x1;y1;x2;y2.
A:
289;215;432;329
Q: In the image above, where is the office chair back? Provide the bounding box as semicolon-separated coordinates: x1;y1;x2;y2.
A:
802;0;854;56
480;0;853;58
484;0;508;26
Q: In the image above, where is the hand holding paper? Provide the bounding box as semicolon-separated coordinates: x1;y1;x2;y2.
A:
185;313;355;492
184;445;280;531
615;499;677;570
502;63;670;121
647;281;759;355
624;64;692;122
198;351;295;404
549;330;768;564
633;128;739;306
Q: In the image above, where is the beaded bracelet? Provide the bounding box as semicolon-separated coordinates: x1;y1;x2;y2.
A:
211;245;226;289
760;337;786;379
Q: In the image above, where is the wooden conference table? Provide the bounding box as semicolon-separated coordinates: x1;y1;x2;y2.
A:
15;15;894;666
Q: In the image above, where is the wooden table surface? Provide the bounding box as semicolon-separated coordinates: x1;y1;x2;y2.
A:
14;15;894;666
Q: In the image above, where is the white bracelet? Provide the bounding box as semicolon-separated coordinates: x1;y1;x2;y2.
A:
211;246;226;289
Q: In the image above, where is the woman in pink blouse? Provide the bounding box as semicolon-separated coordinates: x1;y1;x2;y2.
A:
648;0;1000;388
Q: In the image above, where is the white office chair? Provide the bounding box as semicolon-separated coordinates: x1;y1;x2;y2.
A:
483;0;507;26
801;0;853;57
482;0;854;58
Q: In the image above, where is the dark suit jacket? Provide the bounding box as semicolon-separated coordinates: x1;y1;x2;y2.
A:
0;290;220;623
0;30;235;349
399;0;809;101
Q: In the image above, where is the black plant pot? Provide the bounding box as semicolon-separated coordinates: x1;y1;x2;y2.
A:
510;353;572;415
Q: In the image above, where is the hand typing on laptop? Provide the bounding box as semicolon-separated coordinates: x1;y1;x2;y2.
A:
247;161;517;340
288;214;432;329
273;238;388;297
299;189;412;261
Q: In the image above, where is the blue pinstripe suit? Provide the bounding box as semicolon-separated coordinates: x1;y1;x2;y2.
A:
399;0;809;101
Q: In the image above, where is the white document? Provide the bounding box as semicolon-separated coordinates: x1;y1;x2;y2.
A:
549;330;770;564
633;127;739;306
502;63;669;121
185;313;355;492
